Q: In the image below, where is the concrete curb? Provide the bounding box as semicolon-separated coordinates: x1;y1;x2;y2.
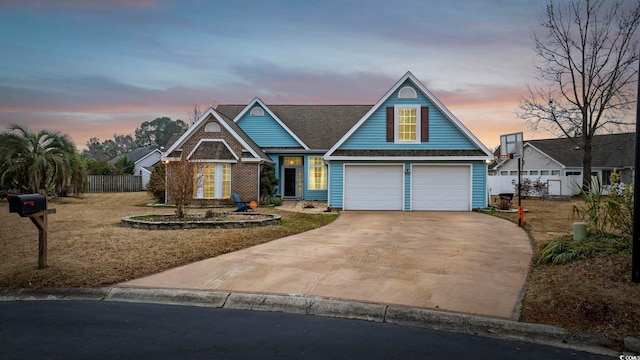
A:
0;287;632;356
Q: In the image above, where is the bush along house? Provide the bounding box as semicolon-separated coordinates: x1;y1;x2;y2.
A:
162;71;494;210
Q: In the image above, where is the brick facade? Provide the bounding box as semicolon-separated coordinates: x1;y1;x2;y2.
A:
165;117;262;207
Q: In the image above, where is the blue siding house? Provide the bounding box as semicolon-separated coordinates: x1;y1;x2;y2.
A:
163;72;493;211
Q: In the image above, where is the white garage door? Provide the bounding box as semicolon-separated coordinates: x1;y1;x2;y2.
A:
344;165;403;210
411;165;471;211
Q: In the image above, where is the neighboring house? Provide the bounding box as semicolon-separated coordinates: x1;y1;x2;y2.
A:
110;144;163;189
488;133;635;196
162;71;494;211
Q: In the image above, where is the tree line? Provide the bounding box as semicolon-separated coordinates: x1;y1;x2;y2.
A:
0;117;187;197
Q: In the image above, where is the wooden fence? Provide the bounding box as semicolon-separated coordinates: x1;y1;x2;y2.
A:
87;175;142;193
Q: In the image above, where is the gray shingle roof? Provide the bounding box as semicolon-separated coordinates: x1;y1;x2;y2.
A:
216;105;372;149
528;132;635;168
189;141;236;160
109;144;161;165
127;144;161;163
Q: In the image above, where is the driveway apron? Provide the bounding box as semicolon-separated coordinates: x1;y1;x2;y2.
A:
120;212;532;319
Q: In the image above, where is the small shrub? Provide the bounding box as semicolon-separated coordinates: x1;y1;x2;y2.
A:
512;176;547;197
536;233;631;265
270;196;282;206
572;170;634;236
572;176;608;234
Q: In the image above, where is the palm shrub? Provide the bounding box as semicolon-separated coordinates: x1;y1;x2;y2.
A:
572;171;634;236
572;175;608;234
0;124;86;196
605;170;633;237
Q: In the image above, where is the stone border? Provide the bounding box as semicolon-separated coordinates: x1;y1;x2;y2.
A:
121;213;281;230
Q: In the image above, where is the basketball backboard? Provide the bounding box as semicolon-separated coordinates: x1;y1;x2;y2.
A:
499;132;523;158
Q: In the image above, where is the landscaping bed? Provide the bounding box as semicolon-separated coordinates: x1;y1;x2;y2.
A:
489;197;640;340
121;213;281;230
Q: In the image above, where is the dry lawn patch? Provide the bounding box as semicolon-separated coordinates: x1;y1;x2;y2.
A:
0;193;336;288
491;197;640;340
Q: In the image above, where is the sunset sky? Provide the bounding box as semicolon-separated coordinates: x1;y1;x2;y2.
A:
1;0;550;149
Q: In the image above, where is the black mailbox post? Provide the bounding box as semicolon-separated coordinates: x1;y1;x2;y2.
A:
8;193;53;269
9;194;47;215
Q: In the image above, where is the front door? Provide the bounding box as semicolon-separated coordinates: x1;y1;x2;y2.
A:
284;168;297;197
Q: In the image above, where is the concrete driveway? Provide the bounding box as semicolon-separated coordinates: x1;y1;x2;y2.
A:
120;211;532;319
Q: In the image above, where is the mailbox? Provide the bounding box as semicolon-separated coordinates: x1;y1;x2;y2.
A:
9;194;46;215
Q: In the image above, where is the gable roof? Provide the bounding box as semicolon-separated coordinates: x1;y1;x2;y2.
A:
162;108;272;163
108;144;161;165
324;71;493;158
216;103;371;150
527;132;635;168
187;140;238;161
127;144;161;163
225;97;310;149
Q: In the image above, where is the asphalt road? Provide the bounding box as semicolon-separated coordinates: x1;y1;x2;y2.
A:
0;301;613;360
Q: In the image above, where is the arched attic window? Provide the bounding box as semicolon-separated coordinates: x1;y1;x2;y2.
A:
250;107;265;116
398;86;417;99
204;122;221;132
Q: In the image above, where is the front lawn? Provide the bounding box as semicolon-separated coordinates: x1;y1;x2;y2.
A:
489;198;640;340
0;192;336;288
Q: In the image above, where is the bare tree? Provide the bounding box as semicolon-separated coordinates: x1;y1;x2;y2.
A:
148;154;198;219
187;101;216;126
518;0;640;189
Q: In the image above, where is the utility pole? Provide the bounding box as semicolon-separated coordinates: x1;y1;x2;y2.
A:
632;59;640;283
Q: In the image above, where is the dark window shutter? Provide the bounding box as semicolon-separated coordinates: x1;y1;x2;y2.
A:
421;106;429;142
386;107;394;142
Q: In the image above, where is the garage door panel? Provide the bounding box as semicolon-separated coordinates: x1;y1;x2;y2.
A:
345;165;403;210
412;166;470;211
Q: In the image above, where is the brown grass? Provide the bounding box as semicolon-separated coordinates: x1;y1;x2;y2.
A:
2;193;638;339
490;197;640;340
0;192;336;288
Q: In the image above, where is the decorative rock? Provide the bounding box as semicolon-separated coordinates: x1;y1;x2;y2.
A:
121;213;281;230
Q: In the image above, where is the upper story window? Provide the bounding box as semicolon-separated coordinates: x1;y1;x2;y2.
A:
204;122;221;132
397;107;418;142
393;104;424;144
250;107;264;116
386;105;428;143
398;86;417;99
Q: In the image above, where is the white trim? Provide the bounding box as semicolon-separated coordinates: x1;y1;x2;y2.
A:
327;161;332;208
525;143;565;168
326;156;492;161
492;142;565;171
193;162;232;199
307;156;328;191
232;97;310;150
161;108;266;162
186;139;239;162
342;163;405;211
394;104;421;144
325;71;493;158
409;163;472;211
241;158;264;163
135;149;162;165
